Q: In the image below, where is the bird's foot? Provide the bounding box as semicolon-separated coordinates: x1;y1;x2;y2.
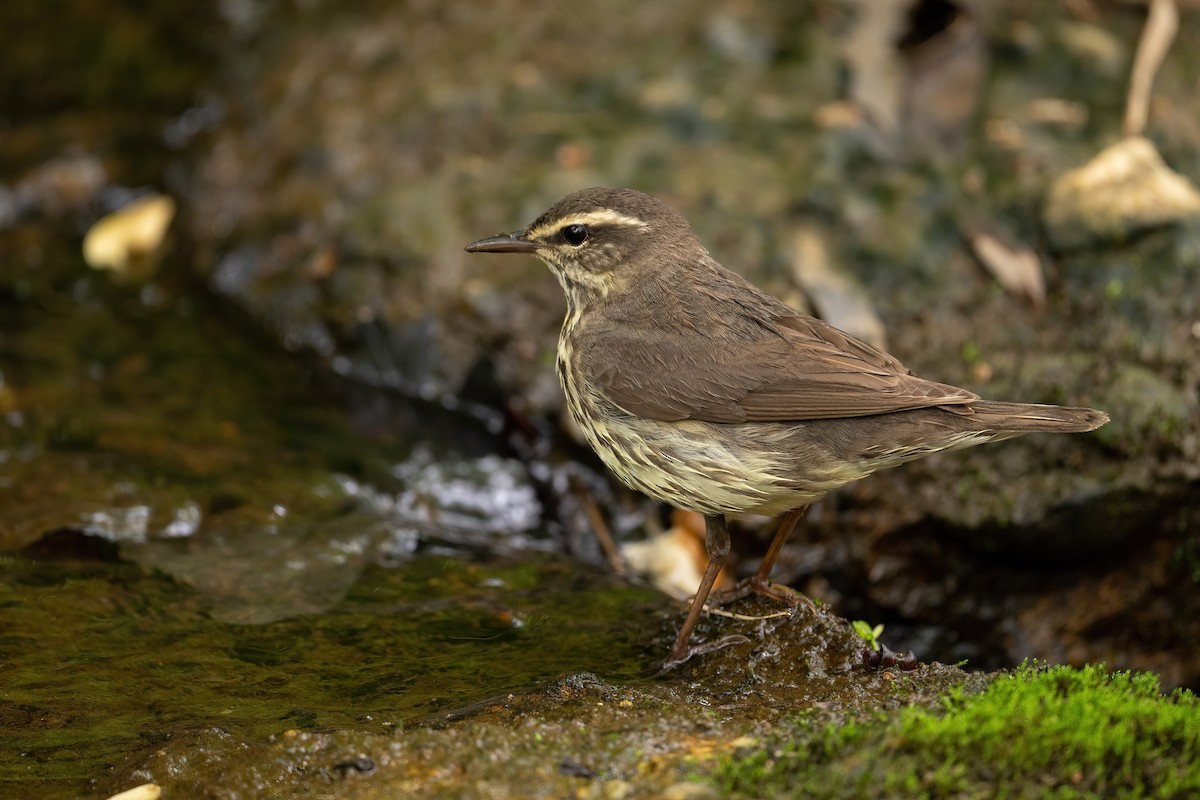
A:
709;576;815;610
657;634;750;674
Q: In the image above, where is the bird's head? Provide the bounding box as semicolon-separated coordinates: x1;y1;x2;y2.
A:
465;187;702;305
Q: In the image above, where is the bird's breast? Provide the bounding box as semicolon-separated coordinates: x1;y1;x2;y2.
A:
553;328;816;515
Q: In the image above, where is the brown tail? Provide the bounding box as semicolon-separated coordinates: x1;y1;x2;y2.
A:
960;400;1109;433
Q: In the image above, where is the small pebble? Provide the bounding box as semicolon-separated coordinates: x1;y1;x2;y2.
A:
104;785;161;800
662;781;721;800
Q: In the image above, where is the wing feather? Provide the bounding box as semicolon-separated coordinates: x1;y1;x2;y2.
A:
582;311;976;424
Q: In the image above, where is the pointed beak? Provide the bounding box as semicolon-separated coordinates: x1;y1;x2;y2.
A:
464;231;540;254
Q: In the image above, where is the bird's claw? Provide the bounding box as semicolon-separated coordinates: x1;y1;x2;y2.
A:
656;634;750;674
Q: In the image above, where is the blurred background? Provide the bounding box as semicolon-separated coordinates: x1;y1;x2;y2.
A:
2;0;1198;795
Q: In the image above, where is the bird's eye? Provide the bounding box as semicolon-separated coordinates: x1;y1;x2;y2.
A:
562;224;589;246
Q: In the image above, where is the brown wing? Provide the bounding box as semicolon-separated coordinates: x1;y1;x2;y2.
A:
581;312;978;424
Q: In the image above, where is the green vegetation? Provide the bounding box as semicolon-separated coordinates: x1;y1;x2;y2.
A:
851;620;884;652
712;662;1200;799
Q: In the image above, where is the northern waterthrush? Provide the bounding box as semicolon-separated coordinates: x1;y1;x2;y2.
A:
466;187;1108;669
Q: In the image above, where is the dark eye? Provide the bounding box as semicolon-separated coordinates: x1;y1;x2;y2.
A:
562;224;589;246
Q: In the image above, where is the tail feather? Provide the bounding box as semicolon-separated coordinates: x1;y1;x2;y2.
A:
956;400;1109;433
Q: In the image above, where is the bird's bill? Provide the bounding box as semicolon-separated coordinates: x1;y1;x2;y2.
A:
464;232;540;254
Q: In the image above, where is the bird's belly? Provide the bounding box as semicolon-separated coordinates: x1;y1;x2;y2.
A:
556;335;855;515
586;418;796;515
565;388;838;516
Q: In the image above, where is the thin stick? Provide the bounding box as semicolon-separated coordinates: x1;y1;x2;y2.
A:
571;475;628;576
1123;0;1178;138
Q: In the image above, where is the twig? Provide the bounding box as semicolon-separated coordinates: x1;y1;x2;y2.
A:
1124;0;1178;138
570;474;629;576
700;606;794;622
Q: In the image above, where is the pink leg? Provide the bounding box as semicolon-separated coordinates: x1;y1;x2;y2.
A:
662;514;749;669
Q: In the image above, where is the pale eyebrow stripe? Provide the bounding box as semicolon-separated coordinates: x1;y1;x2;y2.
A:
527;209;648;240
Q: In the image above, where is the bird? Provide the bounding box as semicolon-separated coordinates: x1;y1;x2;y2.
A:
465;186;1109;669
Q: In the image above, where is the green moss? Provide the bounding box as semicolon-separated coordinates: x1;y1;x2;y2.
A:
712;663;1200;799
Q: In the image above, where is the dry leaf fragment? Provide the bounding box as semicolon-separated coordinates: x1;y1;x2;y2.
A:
790;224;889;352
82;194;176;280
966;228;1046;307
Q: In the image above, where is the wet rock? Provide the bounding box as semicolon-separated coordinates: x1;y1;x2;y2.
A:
268;656;1191;798
1043;137;1200;250
391;447;544;535
8;154;107;220
1095;362;1196;458
670;596;972;708
105;601;982;799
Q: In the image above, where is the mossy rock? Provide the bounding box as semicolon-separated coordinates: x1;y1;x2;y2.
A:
712;662;1200;799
